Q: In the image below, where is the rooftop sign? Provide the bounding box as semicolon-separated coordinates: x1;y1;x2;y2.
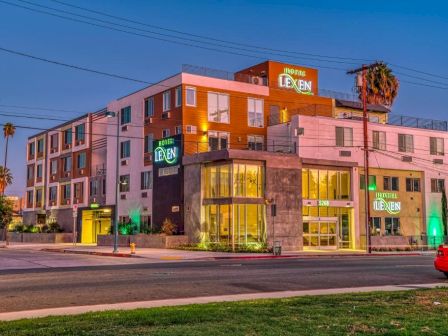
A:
278;67;314;95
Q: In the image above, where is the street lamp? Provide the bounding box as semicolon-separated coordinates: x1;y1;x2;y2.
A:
105;110;120;253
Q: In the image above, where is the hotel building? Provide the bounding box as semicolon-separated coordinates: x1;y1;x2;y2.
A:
23;61;448;250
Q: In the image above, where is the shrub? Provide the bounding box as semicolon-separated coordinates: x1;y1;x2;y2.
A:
161;218;177;235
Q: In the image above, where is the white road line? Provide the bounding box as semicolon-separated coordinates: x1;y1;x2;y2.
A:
0;282;446;321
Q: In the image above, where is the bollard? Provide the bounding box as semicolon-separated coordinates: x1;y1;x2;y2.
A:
130;243;136;254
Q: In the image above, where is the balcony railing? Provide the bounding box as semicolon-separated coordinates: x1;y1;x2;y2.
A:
388;115;448;132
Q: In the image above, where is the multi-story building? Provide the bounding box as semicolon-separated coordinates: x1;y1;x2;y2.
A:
22;60;448;251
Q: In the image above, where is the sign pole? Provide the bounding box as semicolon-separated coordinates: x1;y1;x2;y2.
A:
72;204;78;246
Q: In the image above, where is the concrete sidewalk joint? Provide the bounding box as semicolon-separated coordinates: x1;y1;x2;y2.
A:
0;282;445;321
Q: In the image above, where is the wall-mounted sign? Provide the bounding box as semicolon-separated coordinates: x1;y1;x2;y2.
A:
318;200;330;206
154;137;179;165
373;192;401;215
278;67;314;95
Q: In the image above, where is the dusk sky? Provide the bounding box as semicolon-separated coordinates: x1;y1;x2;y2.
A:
0;0;446;196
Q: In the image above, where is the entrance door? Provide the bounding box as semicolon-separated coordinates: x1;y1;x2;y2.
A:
303;220;338;250
81;210;112;244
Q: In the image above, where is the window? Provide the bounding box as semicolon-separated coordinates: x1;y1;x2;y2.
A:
36;164;43;178
162;129;170;138
27;165;34;180
398;134;414;152
120;175;130;192
360;174;377;191
430;137;444;155
28;142;35;159
186;87;196;106
50;134;58;151
120;106;131;125
120;141;131;159
35;189;43;207
385;217;400;236
372;130;386;150
336;127;353;147
208;92;229;123
63;156;72;172
248;135;264;151
163;90;171;112
175;125;182;135
74;182;84;200
248;98;264;127
302;169;351;200
64;128;72;146
208;131;229;151
50;159;58;175
144;134;153;154
431;178;445;193
145;97;154;117
37;138;44;153
62;184;71;200
406;178;421;192
383;176;399;191
90;180;98;197
102;178;106;195
175;86;182;107
141;171;152;190
233;164;264;198
77;152;86;169
26;190;33;207
49;186;57;202
75;123;85;142
371;217;381;236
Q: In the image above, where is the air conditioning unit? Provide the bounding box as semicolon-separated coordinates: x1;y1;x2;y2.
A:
120;194;127;200
50;148;58;154
121;159;129;166
64;144;71;150
402;156;412;162
121;125;128;132
65;199;71;205
162;112;171;120
64;172;71;178
434;158;444;164
80;169;85;174
144;117;154;125
339;150;351;157
250;76;263;85
185;125;197;134
141;192;148;198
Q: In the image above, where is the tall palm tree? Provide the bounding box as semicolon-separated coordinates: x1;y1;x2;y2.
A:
0;166;13;195
3;123;16;172
356;62;399;107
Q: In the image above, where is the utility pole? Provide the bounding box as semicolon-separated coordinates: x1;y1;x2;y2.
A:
347;62;381;254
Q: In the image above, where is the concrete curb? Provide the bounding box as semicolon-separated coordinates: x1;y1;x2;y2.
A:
40;248;138;258
0;282;445;321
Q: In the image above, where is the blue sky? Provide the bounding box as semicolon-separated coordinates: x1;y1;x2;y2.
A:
0;0;447;195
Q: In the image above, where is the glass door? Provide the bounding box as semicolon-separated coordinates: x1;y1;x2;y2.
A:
303;220;338;250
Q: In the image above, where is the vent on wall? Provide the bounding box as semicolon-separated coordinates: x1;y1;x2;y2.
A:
121;125;128;132
120;194;127;200
144;118;153;125
162;112;171;120
434;158;444;164
402;156;412;162
121;160;129;166
339;150;351;157
141;192;148;198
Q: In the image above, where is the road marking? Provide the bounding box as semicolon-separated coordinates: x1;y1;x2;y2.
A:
0;282;446;321
395;264;433;268
220;264;242;267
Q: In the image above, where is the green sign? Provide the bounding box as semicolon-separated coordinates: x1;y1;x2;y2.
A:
373;192;401;215
90;202;100;209
318;200;330;206
154;137;179;165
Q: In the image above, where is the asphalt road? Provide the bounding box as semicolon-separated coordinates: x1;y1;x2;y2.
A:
0;250;445;313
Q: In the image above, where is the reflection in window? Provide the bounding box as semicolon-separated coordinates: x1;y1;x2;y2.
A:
302;168;350;200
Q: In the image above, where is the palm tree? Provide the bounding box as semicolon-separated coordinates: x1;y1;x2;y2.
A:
3;123;16;171
356;62;399;107
0;166;13;195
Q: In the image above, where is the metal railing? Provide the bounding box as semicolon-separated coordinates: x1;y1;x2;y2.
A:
388;115;448;132
183;140;296;155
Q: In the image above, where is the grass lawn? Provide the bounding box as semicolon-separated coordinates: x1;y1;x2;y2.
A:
1;289;448;335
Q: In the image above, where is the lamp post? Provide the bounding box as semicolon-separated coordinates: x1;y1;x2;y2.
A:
105;110;120;253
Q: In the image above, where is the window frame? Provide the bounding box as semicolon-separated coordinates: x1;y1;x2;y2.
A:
175;86;182;107
248;135;264;151
145;96;154;118
398;133;414;153
208;131;229;151
120;106;132;125
207;92;230;124
120;140;131;159
372;130;386;150
141;171;153;190
185;86;197;107
163;90;171;112
336;126;353;147
430;137;444;156
247;97;264;128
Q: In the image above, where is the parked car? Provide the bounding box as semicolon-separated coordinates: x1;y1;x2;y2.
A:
434;245;448;278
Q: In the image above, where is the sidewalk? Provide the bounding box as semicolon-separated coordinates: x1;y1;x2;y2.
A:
22;243;433;261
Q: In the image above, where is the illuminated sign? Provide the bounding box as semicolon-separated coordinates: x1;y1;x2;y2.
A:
278;67;313;95
154;137;179;165
318;200;330;206
373;192;401;215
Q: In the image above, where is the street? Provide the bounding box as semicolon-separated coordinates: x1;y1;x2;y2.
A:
0;249;444;313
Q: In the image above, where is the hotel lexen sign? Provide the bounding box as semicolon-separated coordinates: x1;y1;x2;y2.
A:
278;67;313;95
154;138;179;165
373;192;401;215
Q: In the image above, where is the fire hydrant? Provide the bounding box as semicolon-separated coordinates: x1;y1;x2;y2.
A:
130;243;136;254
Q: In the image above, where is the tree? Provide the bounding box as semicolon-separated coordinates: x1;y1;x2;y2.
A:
355;62;399;107
0;196;13;230
442;188;448;237
0;166;13;195
2;123;15;195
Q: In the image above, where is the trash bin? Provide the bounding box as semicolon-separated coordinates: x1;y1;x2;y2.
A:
273;241;282;256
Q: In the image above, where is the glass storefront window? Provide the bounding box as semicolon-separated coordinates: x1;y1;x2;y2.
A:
309;169;318;199
302;169;309;199
339;171;350;199
328;171;337;200
219;165;231;197
302;168;351;201
319;170;328;200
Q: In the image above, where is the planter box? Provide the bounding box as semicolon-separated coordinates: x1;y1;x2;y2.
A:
97;234;189;248
6;232;73;243
371;236;410;250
